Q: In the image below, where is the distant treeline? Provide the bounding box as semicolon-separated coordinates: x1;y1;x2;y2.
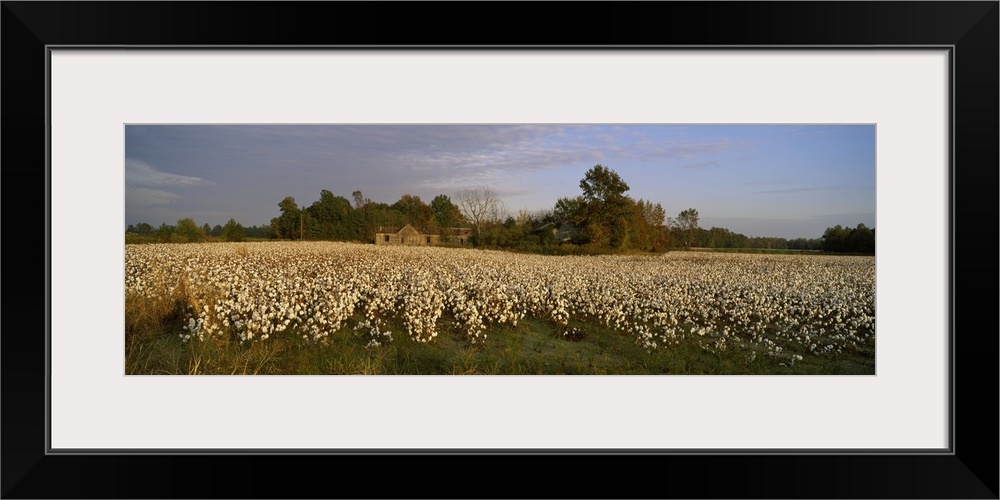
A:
126;165;875;255
677;226;824;251
818;223;876;254
126;218;265;243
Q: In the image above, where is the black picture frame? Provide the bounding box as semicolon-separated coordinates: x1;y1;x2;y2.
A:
3;2;997;498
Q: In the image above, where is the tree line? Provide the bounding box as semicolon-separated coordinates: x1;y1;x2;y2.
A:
819;223;875;254
126;218;265;243
126;164;874;255
265;165;672;253
268;190;467;243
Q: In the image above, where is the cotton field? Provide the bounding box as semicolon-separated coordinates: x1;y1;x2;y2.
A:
125;242;875;367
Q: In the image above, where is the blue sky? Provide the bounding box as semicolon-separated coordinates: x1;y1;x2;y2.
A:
124;124;875;239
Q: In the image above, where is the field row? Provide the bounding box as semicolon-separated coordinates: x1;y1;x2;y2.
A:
125;242;875;365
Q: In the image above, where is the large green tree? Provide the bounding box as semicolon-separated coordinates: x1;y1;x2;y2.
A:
271;196;302;240
430;194;465;229
577;165;633;249
307;190;353;239
392;194;434;229
580;164;630;205
674;208;700;248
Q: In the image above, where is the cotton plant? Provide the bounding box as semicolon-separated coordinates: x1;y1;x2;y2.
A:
127;242;874;361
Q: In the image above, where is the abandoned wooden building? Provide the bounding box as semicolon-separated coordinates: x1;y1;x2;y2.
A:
374;225;473;246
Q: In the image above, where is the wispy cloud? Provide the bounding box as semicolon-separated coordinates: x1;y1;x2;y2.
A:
125;158;211;187
632;139;743;162
124;158;214;210
361;127;744;192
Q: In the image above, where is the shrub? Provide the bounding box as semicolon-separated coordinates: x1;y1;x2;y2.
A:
223;218;245;242
175;218;207;243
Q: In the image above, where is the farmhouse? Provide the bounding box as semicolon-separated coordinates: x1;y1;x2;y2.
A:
374;225;473;246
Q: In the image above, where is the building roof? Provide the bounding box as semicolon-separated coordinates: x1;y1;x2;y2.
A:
397;224;421;236
376;225;471;236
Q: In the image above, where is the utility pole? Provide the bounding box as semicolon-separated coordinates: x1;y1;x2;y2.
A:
300;212;304;240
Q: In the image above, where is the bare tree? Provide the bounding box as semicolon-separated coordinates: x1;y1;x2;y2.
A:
352;190;365;209
454;186;504;239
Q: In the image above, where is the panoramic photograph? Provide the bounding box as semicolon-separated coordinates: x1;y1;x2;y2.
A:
124;124;875;375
